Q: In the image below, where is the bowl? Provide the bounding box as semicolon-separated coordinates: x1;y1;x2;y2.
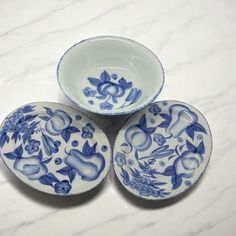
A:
57;36;165;115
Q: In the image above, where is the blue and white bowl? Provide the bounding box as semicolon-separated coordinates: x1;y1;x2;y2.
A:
113;101;213;200
0;102;111;196
57;36;164;115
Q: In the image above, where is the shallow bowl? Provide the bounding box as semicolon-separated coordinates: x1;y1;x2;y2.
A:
57;36;164;115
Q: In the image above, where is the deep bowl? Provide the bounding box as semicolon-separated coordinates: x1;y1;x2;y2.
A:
57;36;165;115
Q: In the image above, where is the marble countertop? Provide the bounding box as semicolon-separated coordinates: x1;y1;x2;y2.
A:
0;0;235;235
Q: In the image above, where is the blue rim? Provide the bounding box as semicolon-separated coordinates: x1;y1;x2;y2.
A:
56;35;165;116
112;100;213;200
0;101;112;196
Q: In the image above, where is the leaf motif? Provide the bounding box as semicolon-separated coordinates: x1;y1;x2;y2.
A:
135;150;139;160
159;113;170;120
44;107;53;116
130;89;142;104
82;141;92;155
22;105;35;113
48;173;59;182
171;175;182;190
11;132;20;143
14;144;23;157
121;168;129;182
67;126;80;133
42;157;52;164
88;77;102;86
90;143;97;155
139;114;147;130
162;166;175;176
143;127;156;135
186;140;197;153
100;70;110;82
185;126;194;139
129;168;140;178
0;134;9;148
191;123;207;134
68;169;76;183
57;166;72;175
4;151;19;160
39;175;55;186
125;88;136;102
24;115;37;121
22;133;31;144
158;120;170;128
61;129;71;143
197;141;205;154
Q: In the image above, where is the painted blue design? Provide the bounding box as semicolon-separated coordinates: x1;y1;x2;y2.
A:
72;140;78;147
1;103;110;195
54;180;71;194
55;158;62;165
83;87;97;97
115;102;210;199
115;152;126;167
25;139;40;154
127;159;134;166
101;145;107;152
55;140;61;147
149;104;161;116
83;70;142;110
81;123;95;139
63;141;105;181
41;107;80;143
75;114;81;120
153;133;166;146
0;105;38;148
124;114;156;153
4;147;49;180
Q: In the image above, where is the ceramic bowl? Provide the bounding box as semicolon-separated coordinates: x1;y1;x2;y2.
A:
57;36;164;115
113;100;213;200
0;102;111;196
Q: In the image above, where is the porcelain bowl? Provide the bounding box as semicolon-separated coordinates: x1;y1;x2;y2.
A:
57;36;165;115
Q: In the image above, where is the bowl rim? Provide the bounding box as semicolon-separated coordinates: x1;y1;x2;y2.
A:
57;35;165;116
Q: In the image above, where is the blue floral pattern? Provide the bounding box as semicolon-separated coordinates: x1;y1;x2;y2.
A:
0;103;110;195
114;101;212;199
83;70;142;110
25;139;40;154
81;123;95;139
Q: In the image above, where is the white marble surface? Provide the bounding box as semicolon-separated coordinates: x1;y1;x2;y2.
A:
0;0;235;235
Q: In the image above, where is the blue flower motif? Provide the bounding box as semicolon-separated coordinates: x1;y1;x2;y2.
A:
84;71;142;110
115;152;126;167
81;123;95;139
25;139;40;154
54;180;71;194
149;104;161;116
83;87;97;97
153;133;166;146
100;102;113;110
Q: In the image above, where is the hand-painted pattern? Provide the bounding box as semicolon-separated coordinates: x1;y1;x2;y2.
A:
114;101;211;199
83;70;142;110
0;104;109;195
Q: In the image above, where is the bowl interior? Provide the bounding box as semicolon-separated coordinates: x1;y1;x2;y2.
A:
58;37;164;114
